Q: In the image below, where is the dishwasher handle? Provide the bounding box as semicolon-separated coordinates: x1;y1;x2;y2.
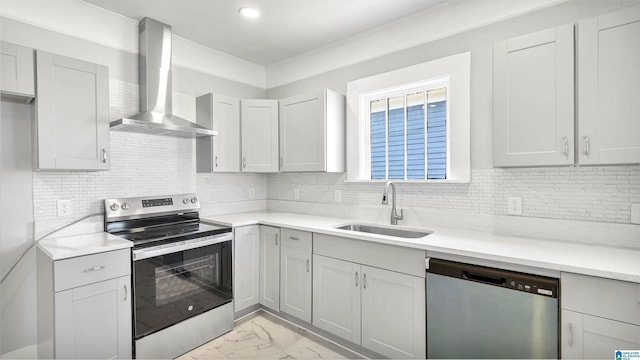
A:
462;270;507;286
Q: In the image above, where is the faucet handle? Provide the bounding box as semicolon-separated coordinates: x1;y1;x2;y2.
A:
382;194;388;204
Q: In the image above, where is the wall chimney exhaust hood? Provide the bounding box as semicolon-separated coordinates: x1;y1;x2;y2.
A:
111;17;216;137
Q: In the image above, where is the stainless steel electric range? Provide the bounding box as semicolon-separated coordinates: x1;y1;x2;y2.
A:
104;194;233;359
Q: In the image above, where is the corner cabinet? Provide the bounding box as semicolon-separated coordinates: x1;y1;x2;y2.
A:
35;50;110;171
493;24;574;167
279;89;345;172
241;99;279;172
279;228;312;322
578;7;640;165
196;93;241;172
259;225;280;311
233;225;260;314
37;248;132;359
0;41;35;103
560;272;640;359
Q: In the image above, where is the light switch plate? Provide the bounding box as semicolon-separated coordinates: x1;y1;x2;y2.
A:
631;204;640;225
507;197;522;216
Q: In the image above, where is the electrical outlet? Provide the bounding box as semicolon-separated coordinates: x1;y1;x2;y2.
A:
334;190;342;203
294;189;300;200
507;197;522;216
631;203;640;225
57;200;71;217
248;188;255;199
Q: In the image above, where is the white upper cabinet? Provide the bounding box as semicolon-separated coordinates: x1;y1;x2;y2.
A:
35;50;110;171
279;89;345;172
493;24;574;167
1;41;35;103
241;99;279;172
578;6;640;165
196;93;241;172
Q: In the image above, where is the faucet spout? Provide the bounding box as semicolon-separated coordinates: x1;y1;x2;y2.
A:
382;181;403;225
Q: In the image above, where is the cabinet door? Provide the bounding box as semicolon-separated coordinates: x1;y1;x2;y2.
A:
1;41;34;102
562;310;640;359
233;225;260;313
280;246;311;322
259;225;280;311
35;50;110;170
361;266;426;359
241;99;279;172
312;255;361;344
493;24;574;167
578;7;640;164
54;275;131;359
280;90;326;172
196;93;241;172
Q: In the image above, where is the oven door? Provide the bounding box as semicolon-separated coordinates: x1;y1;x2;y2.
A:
132;233;232;339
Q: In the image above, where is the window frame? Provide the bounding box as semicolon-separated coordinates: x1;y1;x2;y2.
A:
362;78;450;180
346;52;470;183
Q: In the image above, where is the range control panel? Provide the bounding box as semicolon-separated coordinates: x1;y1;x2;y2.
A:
104;194;199;219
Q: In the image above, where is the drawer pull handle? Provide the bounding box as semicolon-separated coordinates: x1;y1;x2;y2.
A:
290;236;300;241
355;271;359;287
123;285;128;302
584;136;590;158
363;273;367;289
102;149;107;163
568;323;573;346
306;259;310;272
563;137;569;157
83;266;105;273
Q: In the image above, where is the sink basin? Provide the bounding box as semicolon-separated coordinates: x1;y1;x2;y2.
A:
335;224;431;239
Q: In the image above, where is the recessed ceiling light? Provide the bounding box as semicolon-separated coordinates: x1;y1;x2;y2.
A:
239;7;260;18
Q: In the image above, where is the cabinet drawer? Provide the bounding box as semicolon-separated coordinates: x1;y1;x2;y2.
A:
281;228;312;251
561;272;640;325
54;249;130;292
314;233;425;278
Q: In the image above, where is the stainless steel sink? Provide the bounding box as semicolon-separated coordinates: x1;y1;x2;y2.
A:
335;224;431;238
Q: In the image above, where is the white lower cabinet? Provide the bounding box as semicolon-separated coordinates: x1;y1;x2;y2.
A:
233;225;260;313
562;310;640;359
37;248;131;359
313;254;425;359
259;225;280;311
279;228;312;322
561;272;640;359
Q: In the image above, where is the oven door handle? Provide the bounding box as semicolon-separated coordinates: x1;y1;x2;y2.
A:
132;233;232;261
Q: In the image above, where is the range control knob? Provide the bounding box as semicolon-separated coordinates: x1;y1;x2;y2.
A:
110;203;120;211
183;198;190;205
121;202;130;210
190;196;198;204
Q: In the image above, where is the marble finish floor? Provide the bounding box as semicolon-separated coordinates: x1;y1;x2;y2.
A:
176;311;364;360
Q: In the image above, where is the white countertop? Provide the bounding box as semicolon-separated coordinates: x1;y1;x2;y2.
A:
37;232;132;260
203;211;640;283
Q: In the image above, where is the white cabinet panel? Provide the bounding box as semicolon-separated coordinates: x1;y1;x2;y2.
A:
312;254;361;343
241;99;279;172
578;6;640;164
562;310;640;359
54;276;131;359
259;225;280;311
361;265;425;359
493;24;574;167
280;246;311;322
233;225;260;313
35;50;109;171
196;93;241;172
279;89;344;172
0;41;34;103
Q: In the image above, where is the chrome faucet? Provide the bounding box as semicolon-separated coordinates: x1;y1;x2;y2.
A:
382;181;403;225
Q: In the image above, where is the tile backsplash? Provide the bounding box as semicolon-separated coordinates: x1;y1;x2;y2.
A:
268;166;640;225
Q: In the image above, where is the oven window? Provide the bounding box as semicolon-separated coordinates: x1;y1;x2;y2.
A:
133;241;232;338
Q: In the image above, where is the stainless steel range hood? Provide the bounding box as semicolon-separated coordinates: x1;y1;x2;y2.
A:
111;17;216;137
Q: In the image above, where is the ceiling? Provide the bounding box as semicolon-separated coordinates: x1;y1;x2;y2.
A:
80;0;448;66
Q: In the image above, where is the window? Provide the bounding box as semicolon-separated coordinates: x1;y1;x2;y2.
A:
346;52;470;183
367;83;448;180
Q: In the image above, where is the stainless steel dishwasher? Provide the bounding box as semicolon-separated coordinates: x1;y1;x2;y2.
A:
426;258;559;359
